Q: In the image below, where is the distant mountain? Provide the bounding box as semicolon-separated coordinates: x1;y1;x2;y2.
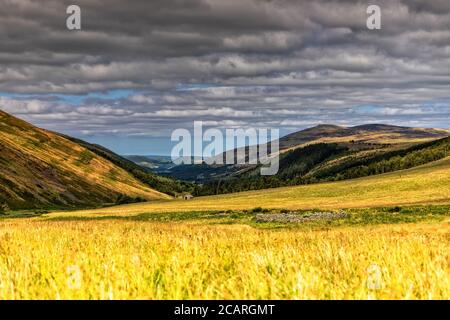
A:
124;155;174;172
147;123;450;184
196;135;450;195
0;110;171;210
280;123;450;150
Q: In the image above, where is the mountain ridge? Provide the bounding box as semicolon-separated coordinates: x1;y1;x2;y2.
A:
150;122;450;184
279;123;450;151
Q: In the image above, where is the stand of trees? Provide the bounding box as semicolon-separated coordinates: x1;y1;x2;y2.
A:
195;143;347;196
314;137;449;182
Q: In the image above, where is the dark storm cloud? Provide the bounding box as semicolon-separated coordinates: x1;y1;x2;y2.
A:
403;0;450;14
0;0;449;147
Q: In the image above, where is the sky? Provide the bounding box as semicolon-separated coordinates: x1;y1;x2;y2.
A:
0;0;449;155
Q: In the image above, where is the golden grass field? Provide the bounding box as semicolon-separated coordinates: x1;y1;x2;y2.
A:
0;218;448;299
0;158;449;300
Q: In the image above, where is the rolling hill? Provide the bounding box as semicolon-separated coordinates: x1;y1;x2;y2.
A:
0;110;171;210
149;123;450;183
59;134;193;197
279;123;450;150
195;135;450;195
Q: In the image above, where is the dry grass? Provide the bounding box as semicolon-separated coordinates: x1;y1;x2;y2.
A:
0;218;448;299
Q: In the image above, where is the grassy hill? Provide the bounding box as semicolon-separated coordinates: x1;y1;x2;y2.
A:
279;123;450;150
0;110;170;210
196;135;450;195
150;123;450;183
48;155;450;218
59;134;193;197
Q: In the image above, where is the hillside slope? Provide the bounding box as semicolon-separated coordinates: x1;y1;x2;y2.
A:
0;110;170;210
280;124;450;150
60;134;193;197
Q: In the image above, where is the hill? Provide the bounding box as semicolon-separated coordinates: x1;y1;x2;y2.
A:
124;155;174;172
196;135;450;195
149;123;450;183
280;123;450;150
59;135;193;197
0;110;171;210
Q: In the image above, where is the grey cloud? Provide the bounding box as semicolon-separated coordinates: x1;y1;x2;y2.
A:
0;0;449;148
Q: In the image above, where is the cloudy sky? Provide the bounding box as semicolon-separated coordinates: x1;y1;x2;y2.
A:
1;0;449;154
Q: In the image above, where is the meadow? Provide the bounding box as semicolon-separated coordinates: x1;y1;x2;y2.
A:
0;159;449;300
0;208;449;299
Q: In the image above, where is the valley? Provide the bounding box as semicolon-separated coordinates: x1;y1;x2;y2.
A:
0;110;449;300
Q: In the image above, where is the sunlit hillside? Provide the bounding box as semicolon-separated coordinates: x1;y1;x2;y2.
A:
280;124;450;151
0;110;169;209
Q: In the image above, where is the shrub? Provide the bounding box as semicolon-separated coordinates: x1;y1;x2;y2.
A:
387;206;402;213
33;209;50;215
77;150;94;165
0;202;8;215
115;194;147;205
